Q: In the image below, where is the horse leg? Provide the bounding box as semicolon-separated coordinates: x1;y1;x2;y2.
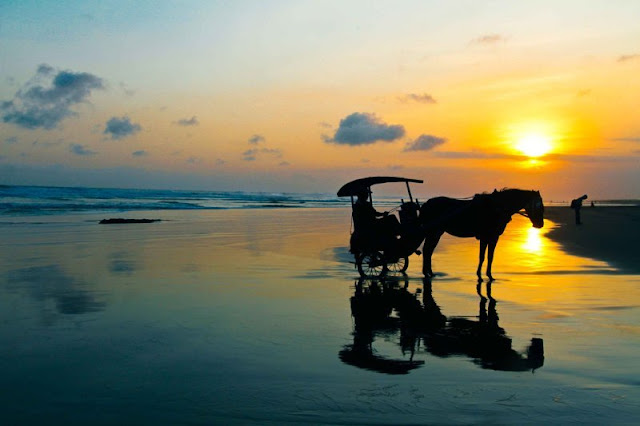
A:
422;231;443;277
477;240;488;282
486;239;498;282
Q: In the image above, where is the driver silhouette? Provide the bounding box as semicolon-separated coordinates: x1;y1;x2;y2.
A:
353;189;400;246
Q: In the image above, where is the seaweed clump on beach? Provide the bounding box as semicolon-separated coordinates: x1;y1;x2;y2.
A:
99;218;161;224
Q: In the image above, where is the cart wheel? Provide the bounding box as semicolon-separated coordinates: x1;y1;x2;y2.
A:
357;252;386;278
387;256;409;274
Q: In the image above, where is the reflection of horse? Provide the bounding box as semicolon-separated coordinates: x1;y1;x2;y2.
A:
419;189;544;281
424;282;545;372
339;278;544;374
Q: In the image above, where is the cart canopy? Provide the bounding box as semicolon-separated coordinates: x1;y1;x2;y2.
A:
337;176;423;197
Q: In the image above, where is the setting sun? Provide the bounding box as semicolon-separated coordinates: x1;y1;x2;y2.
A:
516;134;553;158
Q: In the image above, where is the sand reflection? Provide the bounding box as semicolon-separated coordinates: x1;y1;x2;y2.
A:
340;277;544;374
5;264;105;321
487;215;613;275
523;226;543;255
0;208;637;423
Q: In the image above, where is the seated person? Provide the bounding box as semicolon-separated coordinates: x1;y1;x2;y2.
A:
352;190;401;247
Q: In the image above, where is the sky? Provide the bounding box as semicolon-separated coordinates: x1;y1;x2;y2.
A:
1;0;639;200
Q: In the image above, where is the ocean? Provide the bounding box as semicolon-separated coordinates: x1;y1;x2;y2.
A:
0;185;350;216
3;185;636;218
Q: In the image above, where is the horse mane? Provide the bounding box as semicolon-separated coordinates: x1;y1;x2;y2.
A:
475;188;539;199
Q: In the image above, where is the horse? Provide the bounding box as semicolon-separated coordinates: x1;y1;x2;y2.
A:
419;189;544;281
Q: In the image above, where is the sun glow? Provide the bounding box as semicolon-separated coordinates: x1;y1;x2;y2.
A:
515;134;553;158
523;226;543;254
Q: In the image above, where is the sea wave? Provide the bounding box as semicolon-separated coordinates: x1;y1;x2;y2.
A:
0;185;352;216
0;201;222;214
7;184;631;217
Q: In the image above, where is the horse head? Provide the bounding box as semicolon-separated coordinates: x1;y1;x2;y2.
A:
523;190;544;229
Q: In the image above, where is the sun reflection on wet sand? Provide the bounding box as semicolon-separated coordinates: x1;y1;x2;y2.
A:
494;215;613;275
523;226;543;254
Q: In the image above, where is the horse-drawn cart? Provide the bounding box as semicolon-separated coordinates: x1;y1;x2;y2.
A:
338;176;425;278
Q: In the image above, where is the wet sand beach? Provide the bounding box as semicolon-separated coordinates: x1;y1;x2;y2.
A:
0;207;638;424
544;206;640;274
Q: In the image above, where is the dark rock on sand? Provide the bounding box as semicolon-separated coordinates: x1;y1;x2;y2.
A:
99;218;161;224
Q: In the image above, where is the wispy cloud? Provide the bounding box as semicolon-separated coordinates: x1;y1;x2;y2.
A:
617;54;640;63
176;116;199;126
33;139;62;148
546;153;639;163
611;136;640;143
323;112;405;146
132;150;148;157
399;93;437;104
260;147;282;157
432;151;524;160
248;134;265;144
243;147;282;162
404;134;447;152
241;134;286;162
104;116;141;140
1;64;104;129
472;34;508;45
119;82;135;97
243;148;258;161
69;143;97;156
430;150;638;163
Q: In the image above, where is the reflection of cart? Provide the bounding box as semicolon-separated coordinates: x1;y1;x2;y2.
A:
337;176;425;278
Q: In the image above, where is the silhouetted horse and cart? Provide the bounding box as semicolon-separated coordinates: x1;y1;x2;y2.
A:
338;176;545;279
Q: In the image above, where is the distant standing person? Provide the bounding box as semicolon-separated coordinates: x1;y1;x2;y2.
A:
570;194;588;225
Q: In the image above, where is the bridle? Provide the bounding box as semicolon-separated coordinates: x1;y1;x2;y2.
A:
517;197;543;220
